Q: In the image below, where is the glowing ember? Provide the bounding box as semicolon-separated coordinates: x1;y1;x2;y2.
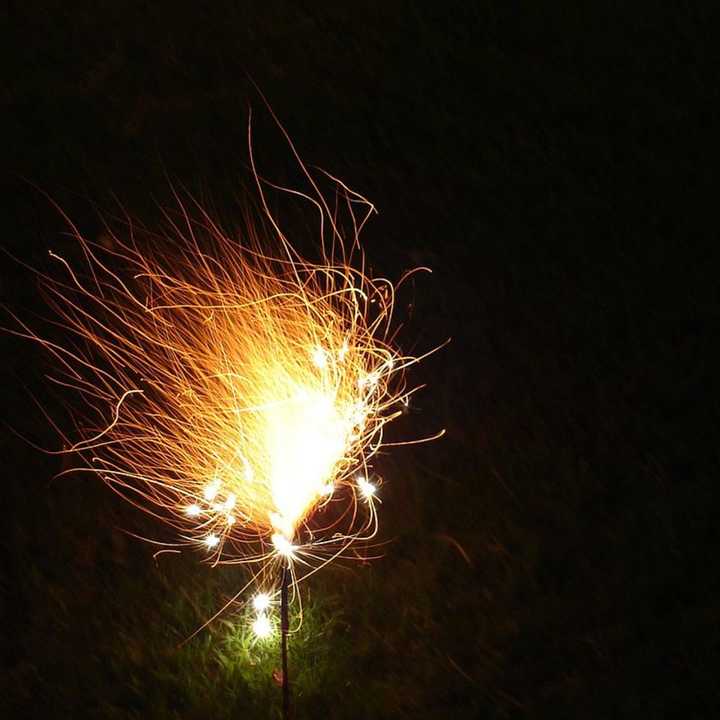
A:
356;476;377;500
253;593;272;612
252;613;273;639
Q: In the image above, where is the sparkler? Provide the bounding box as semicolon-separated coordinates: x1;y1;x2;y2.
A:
7;120;442;715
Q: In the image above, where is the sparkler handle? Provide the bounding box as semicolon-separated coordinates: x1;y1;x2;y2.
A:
281;564;290;720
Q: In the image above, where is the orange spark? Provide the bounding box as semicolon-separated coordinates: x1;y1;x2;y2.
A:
6;129;443;622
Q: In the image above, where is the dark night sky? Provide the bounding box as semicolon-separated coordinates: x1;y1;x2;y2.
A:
2;4;719;718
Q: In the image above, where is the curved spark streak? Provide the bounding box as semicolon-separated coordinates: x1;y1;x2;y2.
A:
9;127;442;627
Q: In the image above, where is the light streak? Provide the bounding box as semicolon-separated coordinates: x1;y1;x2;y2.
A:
8;124;443;629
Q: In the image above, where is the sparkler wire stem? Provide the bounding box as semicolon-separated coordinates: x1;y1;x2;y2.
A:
281;563;290;720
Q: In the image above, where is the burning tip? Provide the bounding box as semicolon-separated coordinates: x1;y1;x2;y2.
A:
204;533;220;549
272;533;296;558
